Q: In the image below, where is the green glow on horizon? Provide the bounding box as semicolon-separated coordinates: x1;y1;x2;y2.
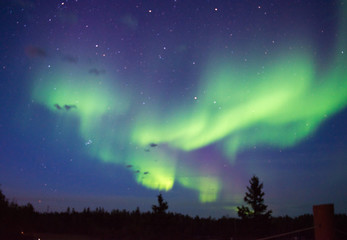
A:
178;176;221;202
223;205;239;213
128;149;176;191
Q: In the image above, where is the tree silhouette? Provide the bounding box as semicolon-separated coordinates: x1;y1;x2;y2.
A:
152;193;168;214
0;188;9;209
237;175;272;220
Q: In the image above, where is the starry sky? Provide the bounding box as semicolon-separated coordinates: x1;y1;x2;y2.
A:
0;0;346;218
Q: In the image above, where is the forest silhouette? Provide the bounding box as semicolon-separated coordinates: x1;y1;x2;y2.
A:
1;186;346;240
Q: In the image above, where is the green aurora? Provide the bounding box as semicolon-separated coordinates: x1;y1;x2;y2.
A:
31;2;347;203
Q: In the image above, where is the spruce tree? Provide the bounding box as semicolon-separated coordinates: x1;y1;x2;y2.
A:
152;193;168;214
237;175;272;220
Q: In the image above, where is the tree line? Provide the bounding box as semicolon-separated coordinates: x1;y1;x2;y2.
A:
1;176;346;240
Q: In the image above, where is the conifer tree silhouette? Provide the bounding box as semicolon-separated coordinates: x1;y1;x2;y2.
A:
152;193;168;214
237;175;272;220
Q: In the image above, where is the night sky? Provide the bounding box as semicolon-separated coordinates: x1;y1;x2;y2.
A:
0;0;346;218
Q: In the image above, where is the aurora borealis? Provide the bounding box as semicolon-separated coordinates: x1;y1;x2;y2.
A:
1;0;347;217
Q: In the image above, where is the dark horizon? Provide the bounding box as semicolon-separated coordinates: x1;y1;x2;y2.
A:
0;182;344;219
2;189;347;240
